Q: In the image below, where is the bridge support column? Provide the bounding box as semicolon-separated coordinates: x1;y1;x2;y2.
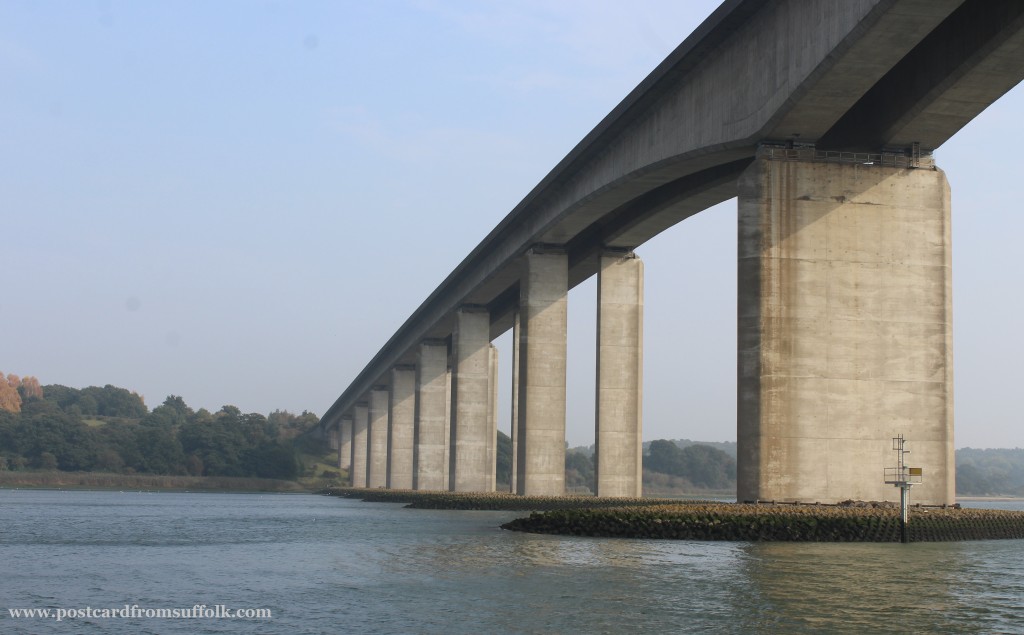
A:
516;248;568;496
509;310;520;494
338;416;352;471
414;340;448;490
367;387;389;488
449;307;494;492
388;366;415;490
327;427;339;451
488;344;499;491
351;403;369;487
737;157;954;505
595;250;644;498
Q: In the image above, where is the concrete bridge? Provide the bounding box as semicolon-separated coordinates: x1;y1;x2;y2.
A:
319;0;1024;505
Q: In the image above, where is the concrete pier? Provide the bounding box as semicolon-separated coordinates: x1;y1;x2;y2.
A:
367;387;389;488
509;310;520;494
388;366;416;490
516;248;568;496
488;344;499;491
449;307;493;492
737;156;954;505
414;340;448;490
338;415;352;470
595;251;644;497
350;403;368;487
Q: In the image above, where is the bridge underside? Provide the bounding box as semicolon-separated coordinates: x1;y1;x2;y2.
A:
320;0;1024;503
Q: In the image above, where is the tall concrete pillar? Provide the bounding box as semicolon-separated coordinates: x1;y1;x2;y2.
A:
327;427;339;451
338;415;353;471
449;306;493;492
516;248;568;496
414;340;448;490
367;386;389;488
388;366;416;490
488;344;499;491
509;310;520;494
595;250;644;498
444;367;452;488
737;156;954;505
350;403;369;487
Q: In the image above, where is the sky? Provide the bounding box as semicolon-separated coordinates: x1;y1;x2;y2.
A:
2;1;1022;449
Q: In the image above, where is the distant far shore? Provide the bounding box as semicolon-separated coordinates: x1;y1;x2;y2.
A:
958;496;1024;501
0;470;312;493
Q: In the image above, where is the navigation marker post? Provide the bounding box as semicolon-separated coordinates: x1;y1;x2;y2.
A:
884;435;923;543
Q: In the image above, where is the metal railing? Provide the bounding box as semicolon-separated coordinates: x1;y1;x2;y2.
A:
758;146;935;169
884;467;924;485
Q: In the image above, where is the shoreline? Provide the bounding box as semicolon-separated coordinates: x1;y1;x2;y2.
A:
0;471;323;493
326;487;1024;542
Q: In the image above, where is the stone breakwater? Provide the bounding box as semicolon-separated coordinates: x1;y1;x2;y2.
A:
502;503;1024;542
322;489;1024;541
321;487;683;511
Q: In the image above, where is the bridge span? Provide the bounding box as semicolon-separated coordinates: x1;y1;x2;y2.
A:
320;0;1024;504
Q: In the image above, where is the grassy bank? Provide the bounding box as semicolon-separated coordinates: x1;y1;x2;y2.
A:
0;470;309;492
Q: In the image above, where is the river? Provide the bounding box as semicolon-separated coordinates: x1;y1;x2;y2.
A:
1;489;1022;634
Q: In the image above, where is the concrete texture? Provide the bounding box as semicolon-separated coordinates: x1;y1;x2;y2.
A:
387;366;416;490
449;307;493;492
350;403;368;488
338;416;352;470
509;310;520;494
595;251;644;498
367;387;389;489
327;428;338;451
737;157;954;505
414;340;448;490
488;345;499;491
516;249;568;496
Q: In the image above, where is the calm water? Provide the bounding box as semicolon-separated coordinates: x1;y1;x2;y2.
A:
1;490;1023;634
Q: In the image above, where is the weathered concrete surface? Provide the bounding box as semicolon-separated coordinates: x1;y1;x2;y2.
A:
367;387;389;489
350;403;368;488
509;310;520;494
327;428;339;451
516;249;568;496
387;366;416;490
595;251;644;498
338;416;352;470
737;157;954;505
488;344;499;491
449;307;493;492
414;340;448;490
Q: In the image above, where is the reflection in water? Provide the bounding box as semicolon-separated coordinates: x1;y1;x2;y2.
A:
736;542;1017;634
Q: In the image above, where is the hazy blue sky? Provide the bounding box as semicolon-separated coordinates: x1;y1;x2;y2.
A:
2;1;1021;449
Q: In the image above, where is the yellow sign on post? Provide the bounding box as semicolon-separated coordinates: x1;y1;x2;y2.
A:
909;467;923;476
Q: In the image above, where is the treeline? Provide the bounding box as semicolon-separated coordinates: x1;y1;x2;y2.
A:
956;448;1024;496
562;439;736;494
0;382;319;481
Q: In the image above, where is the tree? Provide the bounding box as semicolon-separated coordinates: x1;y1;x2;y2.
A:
0;374;21;413
18;376;43;400
565;450;595;492
644;440;736;490
496;431;512;487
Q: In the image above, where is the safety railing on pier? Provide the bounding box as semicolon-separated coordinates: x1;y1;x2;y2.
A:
758;146;935;169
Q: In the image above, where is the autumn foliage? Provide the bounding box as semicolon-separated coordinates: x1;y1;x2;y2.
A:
0;373;49;412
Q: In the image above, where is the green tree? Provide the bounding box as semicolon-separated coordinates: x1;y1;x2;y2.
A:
496;430;512;487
